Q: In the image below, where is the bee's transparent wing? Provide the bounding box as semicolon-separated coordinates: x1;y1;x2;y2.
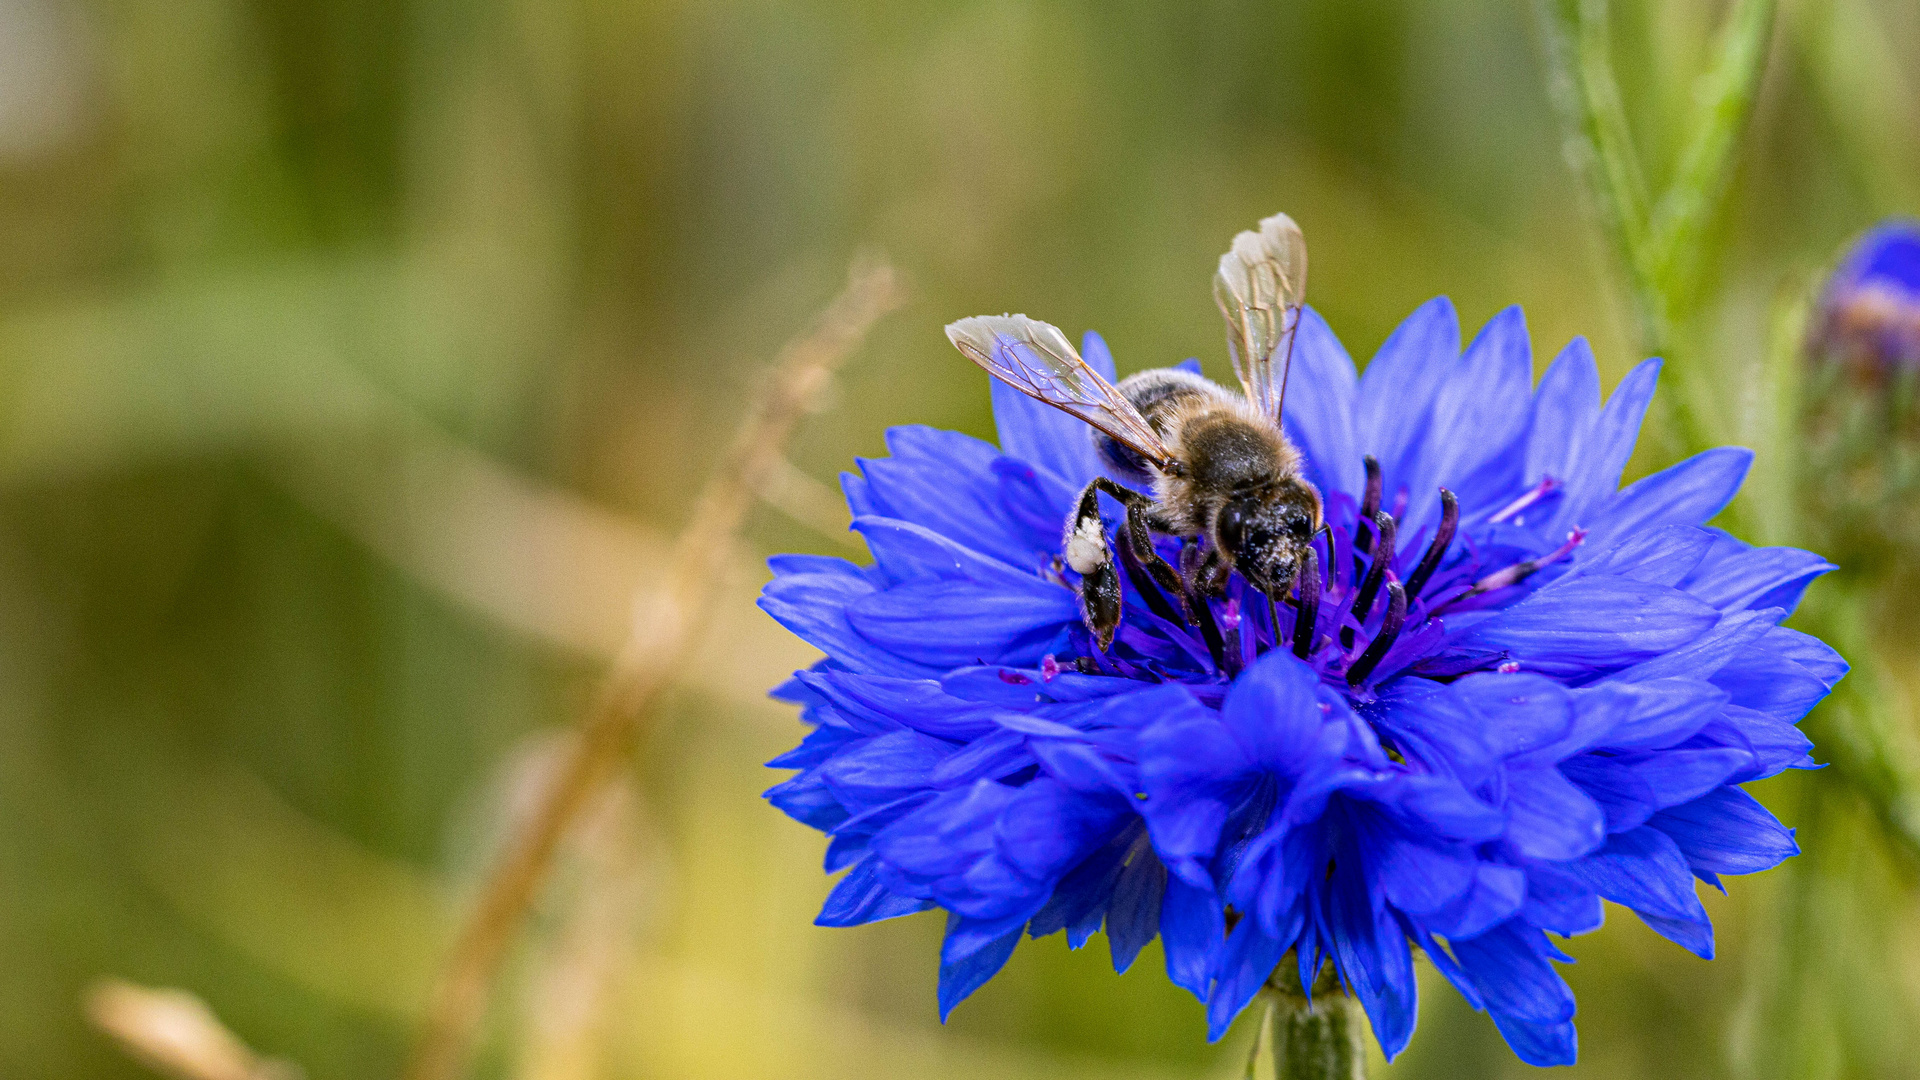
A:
946;314;1174;466
1213;213;1308;423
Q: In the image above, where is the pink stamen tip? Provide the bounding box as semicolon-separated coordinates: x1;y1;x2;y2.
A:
1221;597;1241;631
1040;655;1061;682
1490;476;1560;523
1439;527;1589;612
1497;660;1521;673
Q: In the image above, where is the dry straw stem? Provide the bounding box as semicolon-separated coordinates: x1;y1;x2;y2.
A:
402;254;906;1080
87;978;300;1080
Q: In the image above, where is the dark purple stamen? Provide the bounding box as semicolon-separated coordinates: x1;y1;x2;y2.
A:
1344;511;1397;648
1402;488;1459;600
1346;580;1407;686
1293;545;1321;660
1355;455;1383;554
1188;584;1229;672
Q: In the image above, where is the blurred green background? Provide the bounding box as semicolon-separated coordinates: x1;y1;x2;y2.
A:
1;0;1917;1077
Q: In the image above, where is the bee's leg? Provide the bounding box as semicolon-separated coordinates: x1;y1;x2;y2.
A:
1177;540;1231;671
1088;478;1191;619
1182;543;1230;598
1065;482;1124;650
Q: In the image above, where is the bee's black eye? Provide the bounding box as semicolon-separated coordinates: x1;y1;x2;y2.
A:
1217;498;1273;557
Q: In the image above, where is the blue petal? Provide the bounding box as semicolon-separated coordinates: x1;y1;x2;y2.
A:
847;579;1079;668
1281;308;1363;499
1028;825;1131;941
1455;577;1720;677
765;768;851;831
1519;864;1604;937
1490;1014;1579;1068
1450;921;1575;1024
1636;911;1715;957
1677;532;1835;616
1547;356;1660;533
1648;787;1799;876
1407;925;1483;1009
1581;447;1754;552
1613;608;1774;684
1559;755;1657;833
991;456;1079;549
818;856;937;926
1417;860;1526;940
874;781;1014;880
1207;918;1291;1040
767;722;862;769
1443;673;1572;762
818;729;953;805
1355;297;1461;495
1398;306;1535;535
1707;705;1817;780
1360;810;1477;916
927;728;1031;787
994;779;1132;886
802;670;1004;740
938;914;1025;1021
1325;840;1419;1060
1138;697;1254;886
852;515;1039;587
1369;689;1498;788
1574;524;1715;584
760;560;942;677
859;427;1040;567
1614;748;1748;809
1222;648;1330;769
1523;337;1603;501
1709;627;1843;722
1377;773;1506;842
1559;827;1713;957
1081;329;1118;380
1161;874;1224;1000
1766;626;1849;686
1106;842;1167;973
1575;677;1727;751
1503;764;1606;860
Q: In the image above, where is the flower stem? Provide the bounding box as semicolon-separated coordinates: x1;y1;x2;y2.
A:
1260;962;1368;1080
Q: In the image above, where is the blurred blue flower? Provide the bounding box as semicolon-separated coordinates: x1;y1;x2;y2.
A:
1819;219;1920;375
760;300;1843;1066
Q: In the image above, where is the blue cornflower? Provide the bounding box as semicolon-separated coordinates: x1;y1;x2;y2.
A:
1819;219;1920;375
761;298;1842;1066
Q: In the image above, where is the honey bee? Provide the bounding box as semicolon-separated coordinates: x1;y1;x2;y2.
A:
946;213;1325;651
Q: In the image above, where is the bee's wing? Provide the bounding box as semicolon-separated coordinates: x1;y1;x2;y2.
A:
946;314;1174;467
1213;212;1307;424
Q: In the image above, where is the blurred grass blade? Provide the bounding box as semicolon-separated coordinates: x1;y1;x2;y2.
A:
1646;0;1776;300
1534;0;1651;320
87;979;301;1080
1533;0;1777;455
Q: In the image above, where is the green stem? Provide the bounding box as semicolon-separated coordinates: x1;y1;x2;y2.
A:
1532;0;1777;460
1264;962;1367;1080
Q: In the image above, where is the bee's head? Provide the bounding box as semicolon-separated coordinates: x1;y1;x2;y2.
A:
1216;480;1323;596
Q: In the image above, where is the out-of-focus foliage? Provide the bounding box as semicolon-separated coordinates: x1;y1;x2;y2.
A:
0;1;1915;1078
